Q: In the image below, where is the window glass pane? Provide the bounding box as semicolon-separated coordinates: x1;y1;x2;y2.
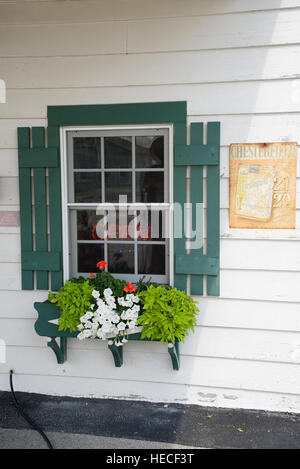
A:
108;244;134;274
74;137;101;169
78;243;104;273
74;172;101;203
77;210;106;241
138;245;165;275
135;136;164;168
135;172;164;202
136;210;165;241
106;210;136;241
105;172;132;203
104;136;132;168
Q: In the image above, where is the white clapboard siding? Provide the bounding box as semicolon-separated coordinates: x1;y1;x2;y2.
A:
127;9;300;53
0;22;127;57
220;269;300;302
0;372;299;414
3;45;300;89
0;263;21;290
1;289;300;332
0;234;20;262
1;345;300;395
0;150;18;177
1;114;300;152
0;177;19;205
1;80;300;119
0;290;48;318
0;0;299;25
2;318;300;365
6;175;300;209
220;238;300;271
2;229;300;272
1;261;300;303
0;118;46;149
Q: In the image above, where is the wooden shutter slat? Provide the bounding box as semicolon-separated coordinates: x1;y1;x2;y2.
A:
19;148;59;168
32;128;48;289
175;254;218;275
206;122;220;296
18;128;34;290
173;123;188;291
48;126;63;291
22;251;61;271
175;144;219;165
190;123;204;295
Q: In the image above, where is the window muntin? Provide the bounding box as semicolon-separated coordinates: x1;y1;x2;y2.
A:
66;128;171;284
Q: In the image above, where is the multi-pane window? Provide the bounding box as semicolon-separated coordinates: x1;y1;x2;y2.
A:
65;128;171;284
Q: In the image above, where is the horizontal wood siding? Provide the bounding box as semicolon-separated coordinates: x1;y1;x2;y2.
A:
0;0;299;413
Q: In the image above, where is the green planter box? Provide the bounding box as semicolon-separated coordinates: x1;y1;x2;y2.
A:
34;300;180;370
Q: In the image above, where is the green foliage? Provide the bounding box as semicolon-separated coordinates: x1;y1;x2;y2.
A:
137;285;199;343
48;280;94;332
89;271;127;297
135;276;171;293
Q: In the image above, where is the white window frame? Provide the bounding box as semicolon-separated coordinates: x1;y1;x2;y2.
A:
60;124;174;286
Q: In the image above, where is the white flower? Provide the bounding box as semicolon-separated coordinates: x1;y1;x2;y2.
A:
128;320;137;329
104;288;113;297
111;314;120;324
77;329;93;340
92;290;100;299
117;322;126;331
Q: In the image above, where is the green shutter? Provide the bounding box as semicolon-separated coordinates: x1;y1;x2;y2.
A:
174;121;220;296
18;126;63;291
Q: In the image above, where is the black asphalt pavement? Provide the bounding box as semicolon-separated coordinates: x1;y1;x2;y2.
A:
0;391;300;449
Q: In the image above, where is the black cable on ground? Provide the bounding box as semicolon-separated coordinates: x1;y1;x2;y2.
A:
9;369;54;449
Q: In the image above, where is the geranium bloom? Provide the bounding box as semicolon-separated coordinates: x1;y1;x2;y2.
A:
90;273;94;277
97;260;108;270
123;282;136;293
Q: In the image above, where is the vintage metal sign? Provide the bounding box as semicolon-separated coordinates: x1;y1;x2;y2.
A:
229;142;298;229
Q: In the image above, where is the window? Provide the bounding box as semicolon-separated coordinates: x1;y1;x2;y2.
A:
62;126;173;285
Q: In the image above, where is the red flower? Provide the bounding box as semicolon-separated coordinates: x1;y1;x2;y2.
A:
89;273;94;277
97;260;108;270
123;282;136;293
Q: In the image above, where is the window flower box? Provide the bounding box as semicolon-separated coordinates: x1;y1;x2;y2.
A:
34;300;180;370
33;262;198;371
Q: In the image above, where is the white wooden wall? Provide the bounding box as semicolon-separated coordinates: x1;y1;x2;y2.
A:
0;0;300;413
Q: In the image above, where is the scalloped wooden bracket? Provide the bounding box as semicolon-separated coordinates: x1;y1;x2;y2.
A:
108;341;123;367
47;337;67;364
168;342;180;371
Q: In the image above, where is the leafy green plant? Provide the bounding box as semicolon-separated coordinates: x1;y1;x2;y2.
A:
48;280;94;332
137;285;199;343
135;275;171;292
89;271;127;297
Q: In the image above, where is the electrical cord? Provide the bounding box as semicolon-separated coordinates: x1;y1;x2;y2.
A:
9;370;54;449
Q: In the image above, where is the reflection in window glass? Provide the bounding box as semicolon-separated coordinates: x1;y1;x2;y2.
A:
135;136;164;168
105;172;132;203
74;173;101;203
78;243;104;272
77;210;106;241
104;137;132;168
74;137;101;169
136;171;164;202
138;245;165;275
108;244;134;274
